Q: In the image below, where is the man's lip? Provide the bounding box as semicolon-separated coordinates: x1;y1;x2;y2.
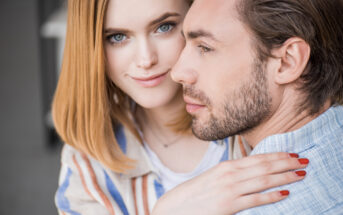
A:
184;96;206;113
183;96;204;106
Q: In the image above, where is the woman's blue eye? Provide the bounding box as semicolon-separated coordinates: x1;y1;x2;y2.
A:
156;23;174;33
109;33;127;43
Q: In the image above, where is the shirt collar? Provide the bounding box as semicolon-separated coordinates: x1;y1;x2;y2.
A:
116;125;156;179
251;105;343;155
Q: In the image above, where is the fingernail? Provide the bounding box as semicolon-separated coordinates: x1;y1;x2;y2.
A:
280;190;290;196
298;158;309;165
295;170;307;177
289;153;299;158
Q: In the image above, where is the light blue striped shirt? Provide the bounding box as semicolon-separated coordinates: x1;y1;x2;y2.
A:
237;106;343;215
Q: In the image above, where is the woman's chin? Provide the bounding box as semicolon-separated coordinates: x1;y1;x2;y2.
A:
136;99;172;109
133;93;178;110
131;84;181;110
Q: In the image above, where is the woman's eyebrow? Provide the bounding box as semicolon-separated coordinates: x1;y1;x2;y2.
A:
149;12;181;26
104;28;130;34
104;12;181;34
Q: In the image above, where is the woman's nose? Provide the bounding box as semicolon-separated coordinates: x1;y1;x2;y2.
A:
135;39;158;69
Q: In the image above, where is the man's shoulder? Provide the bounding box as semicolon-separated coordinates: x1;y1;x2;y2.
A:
237;168;343;215
237;123;343;215
309;115;343;157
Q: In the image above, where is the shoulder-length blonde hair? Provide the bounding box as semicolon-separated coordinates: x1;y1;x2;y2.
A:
52;0;192;172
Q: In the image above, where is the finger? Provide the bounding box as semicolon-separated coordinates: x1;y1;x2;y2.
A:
224;152;297;170
236;170;306;195
232;190;290;213
229;157;309;182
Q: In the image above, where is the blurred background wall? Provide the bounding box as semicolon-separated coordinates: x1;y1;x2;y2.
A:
0;0;66;214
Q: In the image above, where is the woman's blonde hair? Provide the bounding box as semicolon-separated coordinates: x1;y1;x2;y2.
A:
52;0;192;172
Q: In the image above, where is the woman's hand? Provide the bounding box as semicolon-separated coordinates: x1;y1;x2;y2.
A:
152;152;308;215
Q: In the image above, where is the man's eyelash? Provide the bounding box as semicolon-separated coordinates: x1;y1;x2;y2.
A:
198;45;212;53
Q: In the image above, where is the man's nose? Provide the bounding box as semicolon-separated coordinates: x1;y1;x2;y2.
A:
171;49;197;85
135;39;158;69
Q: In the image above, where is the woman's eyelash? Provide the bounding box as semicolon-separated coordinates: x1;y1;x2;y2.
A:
156;22;177;33
106;33;128;44
104;21;178;45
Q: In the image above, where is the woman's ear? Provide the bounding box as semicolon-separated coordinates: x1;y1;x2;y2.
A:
271;37;311;85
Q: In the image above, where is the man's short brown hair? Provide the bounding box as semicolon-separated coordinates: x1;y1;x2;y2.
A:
237;0;343;114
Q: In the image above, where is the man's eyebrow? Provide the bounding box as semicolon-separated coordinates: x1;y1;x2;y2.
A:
149;12;181;26
186;30;219;42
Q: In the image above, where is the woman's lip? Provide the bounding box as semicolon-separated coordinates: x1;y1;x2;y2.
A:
132;72;168;88
132;72;166;81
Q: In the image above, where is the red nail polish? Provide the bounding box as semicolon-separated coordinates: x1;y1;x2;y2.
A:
280;190;290;196
298;158;309;165
289;153;299;158
295;170;307;176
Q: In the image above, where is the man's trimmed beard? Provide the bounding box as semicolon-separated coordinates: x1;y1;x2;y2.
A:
192;59;272;141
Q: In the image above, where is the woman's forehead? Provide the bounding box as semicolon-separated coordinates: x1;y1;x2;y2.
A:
104;0;188;28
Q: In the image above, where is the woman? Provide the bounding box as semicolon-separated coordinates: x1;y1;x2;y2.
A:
53;0;308;214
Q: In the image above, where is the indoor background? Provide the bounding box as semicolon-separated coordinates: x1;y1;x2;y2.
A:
1;0;67;214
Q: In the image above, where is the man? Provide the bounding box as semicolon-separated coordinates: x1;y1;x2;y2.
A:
171;0;343;214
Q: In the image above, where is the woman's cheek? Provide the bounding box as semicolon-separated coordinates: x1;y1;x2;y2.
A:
163;35;186;66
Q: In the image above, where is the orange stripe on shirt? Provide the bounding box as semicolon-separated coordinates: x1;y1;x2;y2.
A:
131;177;139;215
142;175;150;215
72;155;96;200
238;136;248;157
81;153;116;215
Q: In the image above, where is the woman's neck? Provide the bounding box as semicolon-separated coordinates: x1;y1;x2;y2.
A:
136;88;185;140
135;89;211;173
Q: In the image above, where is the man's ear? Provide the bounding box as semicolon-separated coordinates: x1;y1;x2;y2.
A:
271;37;310;85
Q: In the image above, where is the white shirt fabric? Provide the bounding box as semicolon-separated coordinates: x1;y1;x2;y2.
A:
143;141;226;192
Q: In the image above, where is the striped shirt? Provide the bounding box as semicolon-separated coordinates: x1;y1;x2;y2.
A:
55;126;249;215
237;106;343;215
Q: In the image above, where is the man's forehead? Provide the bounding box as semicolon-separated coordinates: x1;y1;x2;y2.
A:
184;0;238;33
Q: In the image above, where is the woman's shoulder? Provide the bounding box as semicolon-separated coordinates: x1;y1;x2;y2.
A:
60;124;138;166
60;144;84;163
60;144;107;174
114;124;142;154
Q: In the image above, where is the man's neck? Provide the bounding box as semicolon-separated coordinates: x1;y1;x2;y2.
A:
243;99;331;149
